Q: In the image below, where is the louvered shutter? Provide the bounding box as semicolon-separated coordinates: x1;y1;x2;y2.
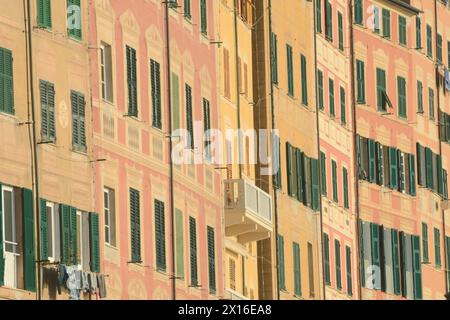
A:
60;205;71;265
23;189;36;292
69;207;78;265
189;216;198;286
207;226;216;293
40;199;48;260
155;200;166;271
130;189;141;263
89;212;100;272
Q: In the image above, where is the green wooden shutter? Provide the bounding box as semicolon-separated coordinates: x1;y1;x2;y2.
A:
416;17;421;49
40;199;48;260
200;0;207;34
355;0;363;24
325;0;333;40
0;47;14;114
277;234;285;289
368;139;376;182
70;207;78;265
300;54;308;105
151;60;161;129
329;78;335;117
397;76;406;118
356;60;365;103
412;235;422;299
340;86;346;125
60;205;71;265
409;154;416;196
296;148;304;203
0;184;3;286
286;142;293;196
207;226;216;293
382;9;391;38
184;0;191;18
346;246;352;296
311;158;319;211
335;240;342;290
320;151;327;195
417;81;423;113
189;216;198;286
175;209;184;279
37;0;52;29
185;84;194;149
130;188;141;263
89;212;100;272
422;222;429;263
371;223;380;269
434;228;441;267
67;0;81;39
375;142;383;185
389;147;398;189
155;199;166;271
171;73;180;131
318;70;324;110
332;160;338;203
437;155;443;195
286;44;294;96
323;233;330;285
376;68;386;111
126;46;138;117
271;32;278;84
359;220;365;287
425;147;433;189
343;167;349;209
293;242;301;296
392;229;401;295
23;188;36;292
399;16;407;45
338;12;344;51
316;0;322;32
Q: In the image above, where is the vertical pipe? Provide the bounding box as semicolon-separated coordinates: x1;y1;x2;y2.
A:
163;1;176;301
233;0;243;179
23;0;41;300
312;0;326;301
348;0;362;300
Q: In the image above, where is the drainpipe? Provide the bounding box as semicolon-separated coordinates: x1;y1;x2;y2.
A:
266;0;280;301
23;0;42;300
163;1;176;301
348;0;362;300
233;0;243;179
312;0;326;301
433;0;449;296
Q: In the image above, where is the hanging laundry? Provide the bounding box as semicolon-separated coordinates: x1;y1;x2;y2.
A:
81;272;90;293
89;272;98;294
66;266;81;300
97;274;107;299
57;264;68;287
445;69;450;92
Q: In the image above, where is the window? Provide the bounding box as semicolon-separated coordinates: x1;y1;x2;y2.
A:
203;98;211;160
376;68;386;111
398;15;407;45
316;0;322;33
229;258;236;290
67;0;82;40
1;185;17;288
343;167;349;209
71;90;86;152
373;6;380;34
200;0;207;35
45;202;56;261
150;59;161;129
171;73;180;131
434;228;441;268
429;88;435;120
323;233;331;285
318;70;324;109
286;44;294;96
207;226;216;294
308;242;315;296
189;216;198;286
293;242;301;297
277;234;285;290
332;160;338;203
37;0;52;29
184;0;191;19
39;80;56;142
397;76;407;118
271;32;278;84
325;1;333;41
100;43;113;103
417;81;423;113
175;209;184;279
437;34;443;64
416;17;421;49
382;9;390;38
329;78;335;117
300;54;308;106
155;199;166;271
422;223;428;263
356;60;365;103
0;47;14;114
126;45;138;117
104;187;116;247
185;84;194;149
129;188;141;263
354;0;363;25
346;246;352;296
223;49;230;98
320;151;327;195
335;239;342;290
338;12;344;51
340;86;346;125
427;25;433;58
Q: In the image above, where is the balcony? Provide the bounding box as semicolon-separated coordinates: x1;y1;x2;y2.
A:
224;288;249;300
223;179;273;244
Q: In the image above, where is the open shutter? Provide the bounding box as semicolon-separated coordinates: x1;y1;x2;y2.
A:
311;158;319;211
409;154;416;196
23;188;36;292
89;212;100;272
40;199;48;260
359;220;365;287
293;242;301;296
437;155;443;195
425;147;433;189
277;235;285;289
412;235;422;299
69;207;78;265
389;147;398;189
286;142;293;196
392;229;401;295
296;148;304;202
371;223;380;269
60;205;70;265
368;139;376;182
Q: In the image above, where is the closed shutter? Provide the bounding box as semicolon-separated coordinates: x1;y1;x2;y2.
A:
175;209;184;279
271;32;278;84
126;46;138;117
69;207;78;265
377;68;386;111
40;80;55;141
60;205;71;265
300;54;307;105
422;223;429;263
425;147;433;189
207;226;216;293
346;246;352;296
155;200;166;271
0;184;3;286
376;142;384;186
409;154;416;196
389;147;398;189
37;0;52;28
434;228;441;267
371;223;380;270
67;0;82;39
40;199;48;260
286;142;293;196
329;78;335;117
412;235;422;299
318;70;324;109
356;60;365;103
130;188;141;263
71;91;86;151
277;234;285;289
392;229;401;295
355;0;363;24
340;86;346;124
200;0;207;34
316;0;322;32
320;151;327;195
417;81;423;113
296;148;304;203
335;240;342;290
343;167;349;209
416;17;421;49
150;60;161;129
323;233;330;285
286;45;294;96
397;76;406;118
184;0;191;18
89;212;100;272
293;242;301;296
338;12;344;50
332;160;338;203
185;84;194;149
22;188;36;292
368;139;376;182
311;158;319;211
382;9;391;38
0;48;14;114
189;216;198;286
171;73;180;131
